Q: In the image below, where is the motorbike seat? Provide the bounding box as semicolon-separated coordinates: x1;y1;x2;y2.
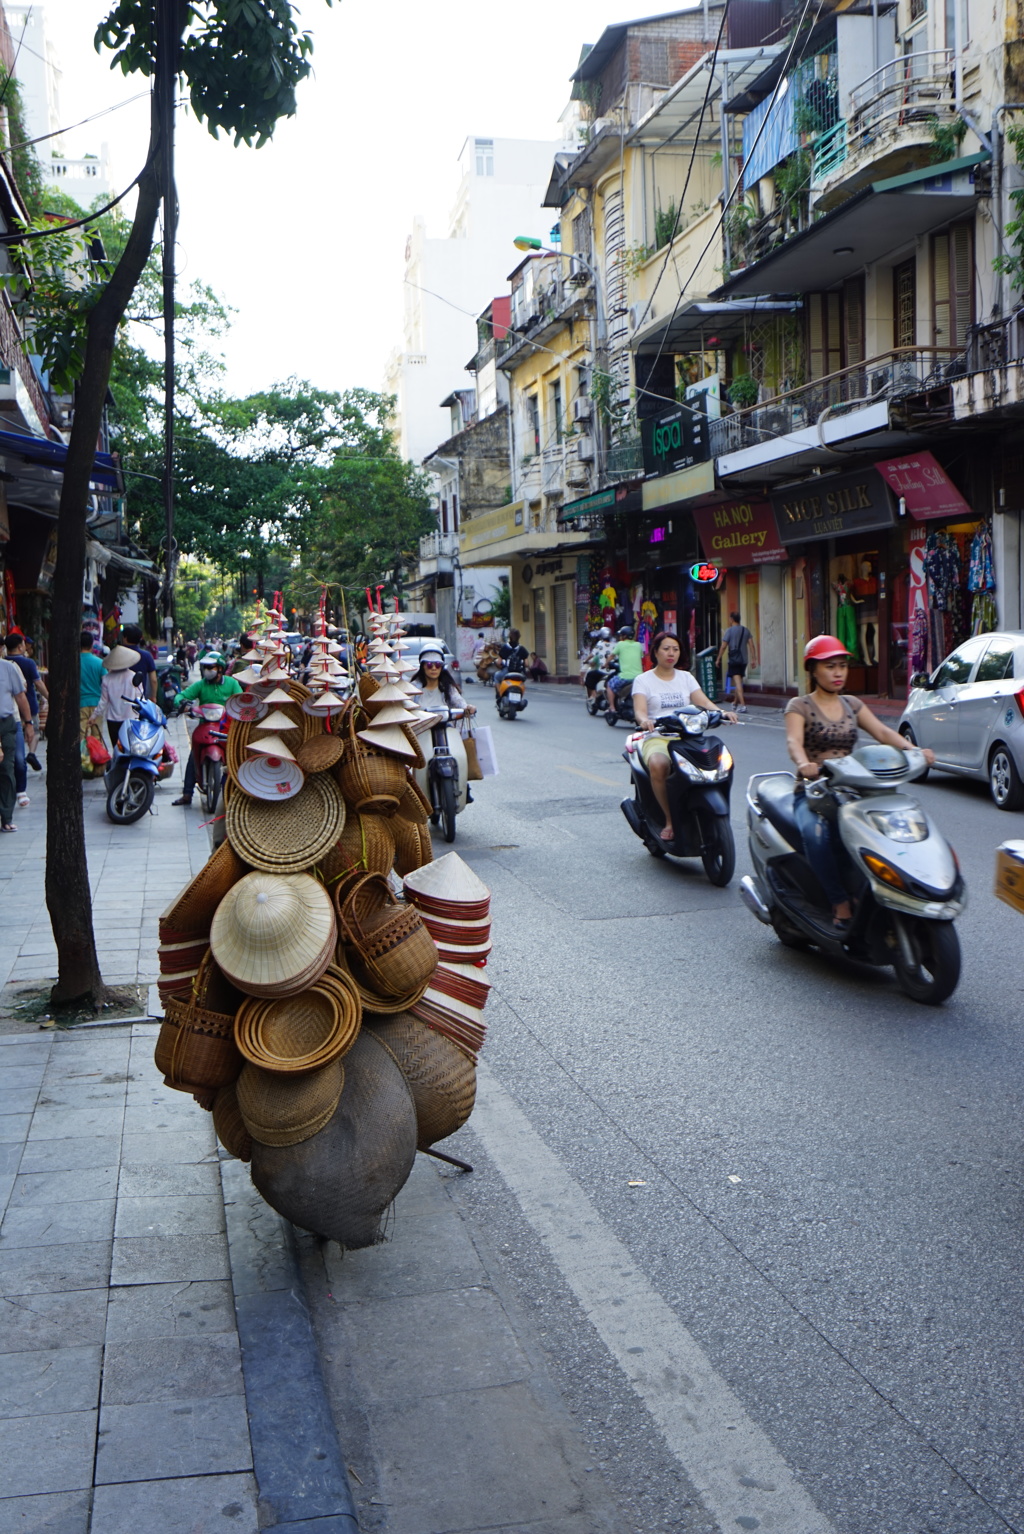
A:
757;776;805;855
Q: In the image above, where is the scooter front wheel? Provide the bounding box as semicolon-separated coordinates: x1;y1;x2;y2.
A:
891;916;960;1004
106;772;154;825
701;818;735;887
203;761;222;815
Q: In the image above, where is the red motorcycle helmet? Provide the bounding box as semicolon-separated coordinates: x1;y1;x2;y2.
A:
804;634;850;670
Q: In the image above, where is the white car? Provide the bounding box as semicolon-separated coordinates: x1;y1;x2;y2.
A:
398;636;461;677
897;630;1024;809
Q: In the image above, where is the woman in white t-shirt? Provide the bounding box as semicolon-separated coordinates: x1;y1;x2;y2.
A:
631;632;736;842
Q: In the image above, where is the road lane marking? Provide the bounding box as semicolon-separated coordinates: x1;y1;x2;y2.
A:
556;764;622;787
472;1065;835;1534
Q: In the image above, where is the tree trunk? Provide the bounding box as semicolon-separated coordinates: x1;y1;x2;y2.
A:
44;83;168;1005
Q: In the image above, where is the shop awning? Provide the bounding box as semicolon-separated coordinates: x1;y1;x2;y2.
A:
632;299;801;357
715;153;990;298
0;427;123;516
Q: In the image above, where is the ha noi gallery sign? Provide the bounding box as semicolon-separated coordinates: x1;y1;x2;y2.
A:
692;500;787;567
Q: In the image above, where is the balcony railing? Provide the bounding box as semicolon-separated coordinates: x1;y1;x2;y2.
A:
959;311;1024;373
418;529;460;562
604;436;643;481
813;50;954;185
556;509;607;534
710;347;960;456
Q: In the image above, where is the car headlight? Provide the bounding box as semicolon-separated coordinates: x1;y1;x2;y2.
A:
867;808;929;842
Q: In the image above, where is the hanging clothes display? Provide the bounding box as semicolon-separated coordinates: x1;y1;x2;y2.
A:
967;525;997;636
833;577;860;660
923;531;959;610
910;607;929;674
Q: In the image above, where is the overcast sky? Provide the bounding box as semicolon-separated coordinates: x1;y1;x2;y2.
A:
33;1;674;402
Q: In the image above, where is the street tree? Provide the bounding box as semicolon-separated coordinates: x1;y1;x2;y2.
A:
31;0;332;1005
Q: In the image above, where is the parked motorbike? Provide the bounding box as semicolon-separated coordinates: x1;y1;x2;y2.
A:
182;702;229;814
620;707;736;885
414;706;469;843
495;670;528;721
740;744;964;1004
157;661;183;715
104;698;171;824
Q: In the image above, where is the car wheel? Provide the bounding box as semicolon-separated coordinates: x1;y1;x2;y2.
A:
989;743;1024;810
898;724;929;781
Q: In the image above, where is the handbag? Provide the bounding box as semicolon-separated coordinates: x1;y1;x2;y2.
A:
459;719;483;781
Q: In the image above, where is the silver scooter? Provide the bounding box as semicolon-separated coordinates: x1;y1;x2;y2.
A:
739;744;966;1004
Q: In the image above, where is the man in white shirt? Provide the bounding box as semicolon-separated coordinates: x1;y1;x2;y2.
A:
0;653;35;831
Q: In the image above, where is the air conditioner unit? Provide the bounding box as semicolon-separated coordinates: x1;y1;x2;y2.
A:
566;462;590;487
573;397;593;423
576;435;595;462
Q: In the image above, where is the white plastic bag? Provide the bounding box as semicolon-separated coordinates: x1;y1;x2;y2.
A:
474;724;499;777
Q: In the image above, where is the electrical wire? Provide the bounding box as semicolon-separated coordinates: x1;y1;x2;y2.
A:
6;89;152;152
0;163;149;244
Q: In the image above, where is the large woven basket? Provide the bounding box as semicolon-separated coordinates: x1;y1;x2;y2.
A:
250;1029;417;1249
367;1013;476;1150
225;773;345;872
397;779;432;826
154;951;244;1092
234;965;360;1073
296;732;345;775
319;813;395;889
338;873;437;1001
336;709;406;816
213;1082;252;1161
391;815;433;877
236;1058;344;1147
159;840;248;942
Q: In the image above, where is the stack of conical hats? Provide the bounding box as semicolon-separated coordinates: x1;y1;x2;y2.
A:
403;853;491;1058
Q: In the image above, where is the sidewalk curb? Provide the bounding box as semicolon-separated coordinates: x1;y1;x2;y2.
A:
220;1157;359;1532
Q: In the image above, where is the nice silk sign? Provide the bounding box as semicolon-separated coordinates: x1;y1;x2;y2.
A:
692;499;788;567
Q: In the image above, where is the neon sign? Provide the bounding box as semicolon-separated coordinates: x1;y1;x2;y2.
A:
690;562;720;583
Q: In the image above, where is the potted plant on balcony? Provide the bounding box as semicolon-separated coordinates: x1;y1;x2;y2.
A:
727;374;760;410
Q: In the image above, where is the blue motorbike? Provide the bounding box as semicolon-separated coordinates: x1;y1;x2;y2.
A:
104;697;169;824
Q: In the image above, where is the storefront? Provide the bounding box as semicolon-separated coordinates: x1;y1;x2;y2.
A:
691;498;789;695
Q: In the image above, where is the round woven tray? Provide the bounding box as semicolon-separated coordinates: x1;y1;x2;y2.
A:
397;780;431;825
391;816;433;877
236;1057;344;1146
235;966;360;1073
296;733;345;774
225;773;346;872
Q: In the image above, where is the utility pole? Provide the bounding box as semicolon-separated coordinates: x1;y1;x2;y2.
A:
158;0;178;645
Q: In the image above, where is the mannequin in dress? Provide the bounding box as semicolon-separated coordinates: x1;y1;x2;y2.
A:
852;559;879;665
832;574;859;660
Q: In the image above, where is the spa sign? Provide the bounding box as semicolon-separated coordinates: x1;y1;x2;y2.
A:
641;401;710;478
692;499;787;567
769;469;897;544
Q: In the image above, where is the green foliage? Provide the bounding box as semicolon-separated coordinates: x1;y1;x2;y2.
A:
653;201;678;251
0;68;45;212
96;0;333;148
773;150;811;218
727;373;759;408
928;113;968;164
995;120;1024;294
489;583;511;630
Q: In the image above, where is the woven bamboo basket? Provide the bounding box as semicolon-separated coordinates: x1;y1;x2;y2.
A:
236;1057;344;1147
154;951;245;1092
391;815;433;877
296;733;345;774
234;965;360;1073
397;779;431;826
319;814;395;889
367;1013;476;1150
156;967;201;1005
333;947;432;1016
213;1082;252;1161
159;839;248;942
335;709;406;815
358;673;380;706
225;773;345;872
337;873;437;1000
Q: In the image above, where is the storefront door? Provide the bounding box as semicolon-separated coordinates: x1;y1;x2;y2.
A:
533;588;548;662
552;583;569;675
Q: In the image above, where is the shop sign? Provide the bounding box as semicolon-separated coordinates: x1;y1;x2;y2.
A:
874;452;973;522
641;400;710;479
692;499;787;566
770;469;896;544
561;488;615;521
690;562;720;583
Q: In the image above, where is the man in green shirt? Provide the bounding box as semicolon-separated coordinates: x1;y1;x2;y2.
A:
172;653;243;806
606;626;644;720
79;631;105;741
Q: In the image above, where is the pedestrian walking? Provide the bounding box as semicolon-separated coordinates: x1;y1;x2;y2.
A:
0;650;34;832
79;631;105;741
121;623;157;701
717;612;757;711
90;645;142;749
5;632;46;772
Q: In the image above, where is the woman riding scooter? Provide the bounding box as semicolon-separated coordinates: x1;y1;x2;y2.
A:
785;635;936;928
632;632;737;841
172;653;242;808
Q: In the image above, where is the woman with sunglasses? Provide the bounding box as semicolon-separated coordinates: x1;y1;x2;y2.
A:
412;646;475;717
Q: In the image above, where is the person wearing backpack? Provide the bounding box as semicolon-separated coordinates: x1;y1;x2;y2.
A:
717;611;757;712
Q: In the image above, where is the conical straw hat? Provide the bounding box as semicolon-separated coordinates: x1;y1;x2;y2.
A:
225;692;269;723
362;703;417;728
234;667;264;685
404;852;491;910
211;871;336;995
254;709;301;734
260;686;294;704
237;755;305;801
247;733;298;761
356;723;420;760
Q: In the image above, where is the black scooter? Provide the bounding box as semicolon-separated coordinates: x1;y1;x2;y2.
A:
605;665;637;728
620;707;736;885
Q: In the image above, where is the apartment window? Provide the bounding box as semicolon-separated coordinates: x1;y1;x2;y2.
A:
551;379;563;443
893;259;917;350
910;0;927;16
527;395;540;455
440;497;449;535
932;222;974;350
474;138;494;176
451;492;459;532
807;292;842;379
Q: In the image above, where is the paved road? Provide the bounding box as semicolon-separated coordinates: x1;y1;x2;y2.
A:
440;683;1024;1534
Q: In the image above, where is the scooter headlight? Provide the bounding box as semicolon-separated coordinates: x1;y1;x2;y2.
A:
130;737;152;756
867;808;929;842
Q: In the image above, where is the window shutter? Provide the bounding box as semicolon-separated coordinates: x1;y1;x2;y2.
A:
843;276;865;367
951;222;973;347
932;233;951;347
894;258;917;349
